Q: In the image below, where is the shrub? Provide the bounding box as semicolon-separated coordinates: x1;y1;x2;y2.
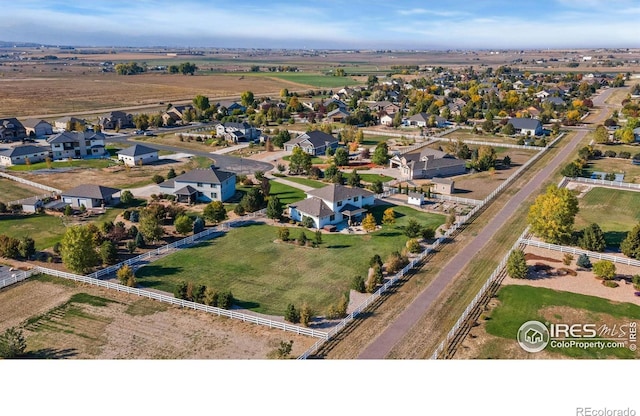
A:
192;216;205;234
602;280;619;288
233;204;245;216
284;303;300;323
562;253;574;266
217;290;234;309
593;260;616;280
633;275;640;290
123;210;132;221
0;327;26;358
152;174;164;184
277;227;290;242
302;216;315;229
604;150;617;158
576;254;592;269
351;275;365;293
507;249;528;279
619;151;631;159
300;303;313;327
406;238;422;254
386;251;408;274
369;254;383;268
298;231;308;246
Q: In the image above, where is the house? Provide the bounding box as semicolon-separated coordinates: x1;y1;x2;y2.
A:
98;111;133;130
22;119;53;138
0;118;27;142
406;113;448;128
158;165;236;203
407;192;424;206
432;177;455;195
326;108;350;123
215;122;260;142
162;105;194;125
389;147;467;180
0;145;50;166
288;184;375;229
54;116;86;132
380;113;394;126
368;101;400;114
543;96;565;107
507;118;543;136
216;101;246;114
633;127;640;142
117;144;159;166
284;131;339;156
47;131;107;160
61;184;121;208
322;98;348;110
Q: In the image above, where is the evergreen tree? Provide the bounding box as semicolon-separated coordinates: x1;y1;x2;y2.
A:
579;223;607;252
266;196;284;222
621;223;640;259
576;254;592;269
507;249;528;279
284;304;300;323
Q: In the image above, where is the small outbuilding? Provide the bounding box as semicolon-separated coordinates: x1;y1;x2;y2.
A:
407;192;424;206
117;144;159;166
432;178;455;195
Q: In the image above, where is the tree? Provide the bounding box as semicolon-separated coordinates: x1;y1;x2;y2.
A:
174;280;188;299
527;185;579;244
347;169;361;187
203;201;227;224
300;303;313;327
507;249;528;279
593;260;616;280
333;147;349;166
192;95;210;112
120;190;134;205
60;225;99;274
404;218;422;238
502;155;511;168
266;196;284;222
277;227;290;242
100;240;118;265
240;91;254;108
621;223;640;259
139;210;164;243
284;303;300;323
351;275;365;292
116;264;134;286
370;179;383;194
576;254;592;269
133;113;150;131
594;125;609;143
371;142;390;166
288;146;312;175
361;213;377;232
272;130;291;148
407;238;421;253
193;216;205;234
166;168;177;179
18;236;35;260
314;230;322;246
178;62;197;75
174;215;194;235
382;208;396;225
134;230;145;248
152;174;164;184
240;187;264;213
579;223;607;252
0;327;26;358
501;123;515;135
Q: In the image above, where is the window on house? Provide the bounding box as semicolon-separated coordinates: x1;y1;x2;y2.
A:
211;192;217;199
197;183;203;187
337;201;343;207
330;215;335;221
354;196;359;202
85;141;90;146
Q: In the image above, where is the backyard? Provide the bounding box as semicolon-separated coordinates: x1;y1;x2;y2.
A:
0;177;46;204
135;204;445;316
573;186;640;247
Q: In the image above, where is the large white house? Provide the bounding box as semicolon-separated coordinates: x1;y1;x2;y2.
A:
47;131;107;160
288;184;375;229
0;145;50;166
284;131;339;156
158;165;236;203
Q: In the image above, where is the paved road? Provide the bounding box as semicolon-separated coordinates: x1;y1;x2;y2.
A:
357;87;620;359
107;136;273;175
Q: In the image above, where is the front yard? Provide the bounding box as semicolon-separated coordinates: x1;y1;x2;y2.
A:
135;204;445;316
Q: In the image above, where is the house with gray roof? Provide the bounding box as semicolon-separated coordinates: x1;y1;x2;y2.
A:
542;96;565;107
98;111;133;130
22;119;53;138
406;112;448;128
53;116;86;132
284;131;339;156
216;121;260;142
61;184;121;208
158;165;236;203
389;147;466;180
288;184;375;229
0;145;50;166
117;144;159;166
47;131;107;160
0;118;27;142
507;118;543;136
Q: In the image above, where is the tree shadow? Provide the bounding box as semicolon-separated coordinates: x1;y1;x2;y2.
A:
374;231;401;238
233;300;260;310
605;231;628;249
326;244;351;249
25;348;78;359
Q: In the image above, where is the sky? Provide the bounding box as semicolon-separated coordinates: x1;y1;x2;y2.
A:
1;0;639;49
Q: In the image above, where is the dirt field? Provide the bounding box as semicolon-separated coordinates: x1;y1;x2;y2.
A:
0;277;316;359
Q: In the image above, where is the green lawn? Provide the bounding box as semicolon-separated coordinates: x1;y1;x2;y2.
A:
135;204;445;315
281;176;327;189
241;72;361;88
357;173;394;183
268;181;307;204
574;187;640;247
0;213;66;250
0;178;44;204
485;285;640;358
361;135;394;147
7;159;114;171
282;155;326;165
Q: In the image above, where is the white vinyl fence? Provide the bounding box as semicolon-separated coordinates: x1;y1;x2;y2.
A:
0;171;61;193
519;239;640;267
570;177;640;191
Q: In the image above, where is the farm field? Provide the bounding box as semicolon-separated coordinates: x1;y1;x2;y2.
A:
135;204;446;316
573;187;640;247
0;177;46;203
0;275;315;359
457;285;640;359
241;72;362;89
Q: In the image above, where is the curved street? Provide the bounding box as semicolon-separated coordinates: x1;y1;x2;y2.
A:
357;87;620;359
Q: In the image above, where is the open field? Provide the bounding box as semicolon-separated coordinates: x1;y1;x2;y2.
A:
0;275;315;359
457;285;640;359
7;158;115;172
573;186;640;247
241;72;361;88
0;177;46;203
0;213;66;250
136;205;445;316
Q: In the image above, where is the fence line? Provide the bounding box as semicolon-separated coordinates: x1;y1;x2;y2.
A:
570;177;640;191
32;265;328;339
0;268;40;290
0;171;61;193
431;193;482;206
519;239;640;267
